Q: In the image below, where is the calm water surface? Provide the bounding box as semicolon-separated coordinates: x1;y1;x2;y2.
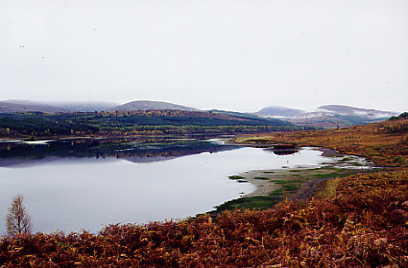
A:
0;139;335;233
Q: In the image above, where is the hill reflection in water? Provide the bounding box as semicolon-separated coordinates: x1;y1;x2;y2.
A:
0;137;240;167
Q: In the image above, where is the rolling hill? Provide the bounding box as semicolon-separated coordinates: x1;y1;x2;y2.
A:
318;105;398;119
0;109;297;138
113;100;198;112
255;105;399;128
255;106;305;117
49;101;118;112
1;100;117;112
0;100;69;113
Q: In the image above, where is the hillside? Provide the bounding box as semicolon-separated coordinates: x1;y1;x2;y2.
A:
49;101;118;112
113;100;198;112
0;101;68;113
1;118;407;267
318;105;398;118
0;100;118;113
0;110;296;138
286;112;385;129
255;104;398;128
255;106;305;117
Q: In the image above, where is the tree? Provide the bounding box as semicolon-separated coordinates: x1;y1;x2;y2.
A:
6;194;32;236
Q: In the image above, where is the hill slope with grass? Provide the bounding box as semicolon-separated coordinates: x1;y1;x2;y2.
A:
113;100;198;112
0;110;296;138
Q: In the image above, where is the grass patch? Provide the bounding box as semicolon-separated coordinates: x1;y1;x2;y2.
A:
215;196;281;211
270;179;305;185
269;188;284;197
267;181;303;199
312;171;351;179
339;156;354;162
348;161;364;166
228;175;245;180
281;184;300;192
253;176;269;180
216;177;309;211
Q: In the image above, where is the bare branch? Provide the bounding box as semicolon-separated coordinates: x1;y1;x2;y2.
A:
6;194;32;236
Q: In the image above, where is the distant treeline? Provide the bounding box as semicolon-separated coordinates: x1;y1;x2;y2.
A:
0;111;308;138
384;112;408;134
389;112;408;121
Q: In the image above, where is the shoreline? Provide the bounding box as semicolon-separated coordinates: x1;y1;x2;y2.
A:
223;147;377;209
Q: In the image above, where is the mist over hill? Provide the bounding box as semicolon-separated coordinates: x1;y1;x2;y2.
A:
255;104;399;128
1;100;117;113
0;100;69;113
255;106;305;117
0;100;195;113
318;105;397;118
52;101;118;112
113;100;198;112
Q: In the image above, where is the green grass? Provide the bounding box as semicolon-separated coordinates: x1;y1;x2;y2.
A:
253;176;269;180
215;196;281;211
269;188;284;197
281;184;300;192
219;167;367;213
289;169;304;173
348;161;364;166
228;175;245;180
270;179;305;185
339;156;355;162
312;171;350;179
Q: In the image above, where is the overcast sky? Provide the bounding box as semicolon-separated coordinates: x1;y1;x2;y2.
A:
1;0;407;112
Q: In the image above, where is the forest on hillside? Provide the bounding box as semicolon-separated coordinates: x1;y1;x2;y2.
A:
0;111;302;138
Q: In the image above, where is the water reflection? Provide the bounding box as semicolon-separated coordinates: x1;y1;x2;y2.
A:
0;137;240;167
266;148;300;155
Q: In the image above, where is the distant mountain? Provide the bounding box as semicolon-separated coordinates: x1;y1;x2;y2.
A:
51;101;118;112
209;109;269;120
208;109;295;126
284;112;364;129
255;104;398;129
318;105;398;119
255;106;305;117
113;100;198;112
0;100;69;113
0;100;118;113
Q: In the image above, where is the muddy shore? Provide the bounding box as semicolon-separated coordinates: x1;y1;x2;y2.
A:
226;147;377;207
